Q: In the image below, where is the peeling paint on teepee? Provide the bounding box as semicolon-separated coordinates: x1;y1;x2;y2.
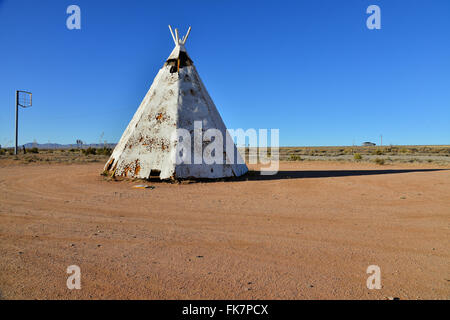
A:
104;26;248;180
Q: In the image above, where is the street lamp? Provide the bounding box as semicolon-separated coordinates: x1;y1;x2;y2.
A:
15;90;33;155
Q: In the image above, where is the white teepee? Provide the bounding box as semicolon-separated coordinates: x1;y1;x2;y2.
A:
104;26;248;180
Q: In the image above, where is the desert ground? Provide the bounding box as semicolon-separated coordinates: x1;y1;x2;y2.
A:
0;153;449;299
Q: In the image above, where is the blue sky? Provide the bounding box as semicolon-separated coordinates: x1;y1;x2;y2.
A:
0;0;449;147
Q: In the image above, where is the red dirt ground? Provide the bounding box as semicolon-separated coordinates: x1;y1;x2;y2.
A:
0;161;449;299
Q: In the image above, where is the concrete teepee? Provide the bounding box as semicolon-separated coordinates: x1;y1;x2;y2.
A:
104;26;248;180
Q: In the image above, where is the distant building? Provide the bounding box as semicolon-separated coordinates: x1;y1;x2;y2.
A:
362;142;376;146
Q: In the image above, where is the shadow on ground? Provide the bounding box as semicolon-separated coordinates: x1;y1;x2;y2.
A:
130;169;447;184
241;169;446;181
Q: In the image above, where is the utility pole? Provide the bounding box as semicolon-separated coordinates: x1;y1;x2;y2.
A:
14;90;33;155
380;134;383;146
15;91;18;155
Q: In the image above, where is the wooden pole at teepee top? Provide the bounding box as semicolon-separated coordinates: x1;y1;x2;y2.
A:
168;25;176;45
183;26;191;45
175;28;179;43
169;25;192;46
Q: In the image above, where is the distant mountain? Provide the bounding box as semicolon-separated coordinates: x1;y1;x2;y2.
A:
21;142;117;149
